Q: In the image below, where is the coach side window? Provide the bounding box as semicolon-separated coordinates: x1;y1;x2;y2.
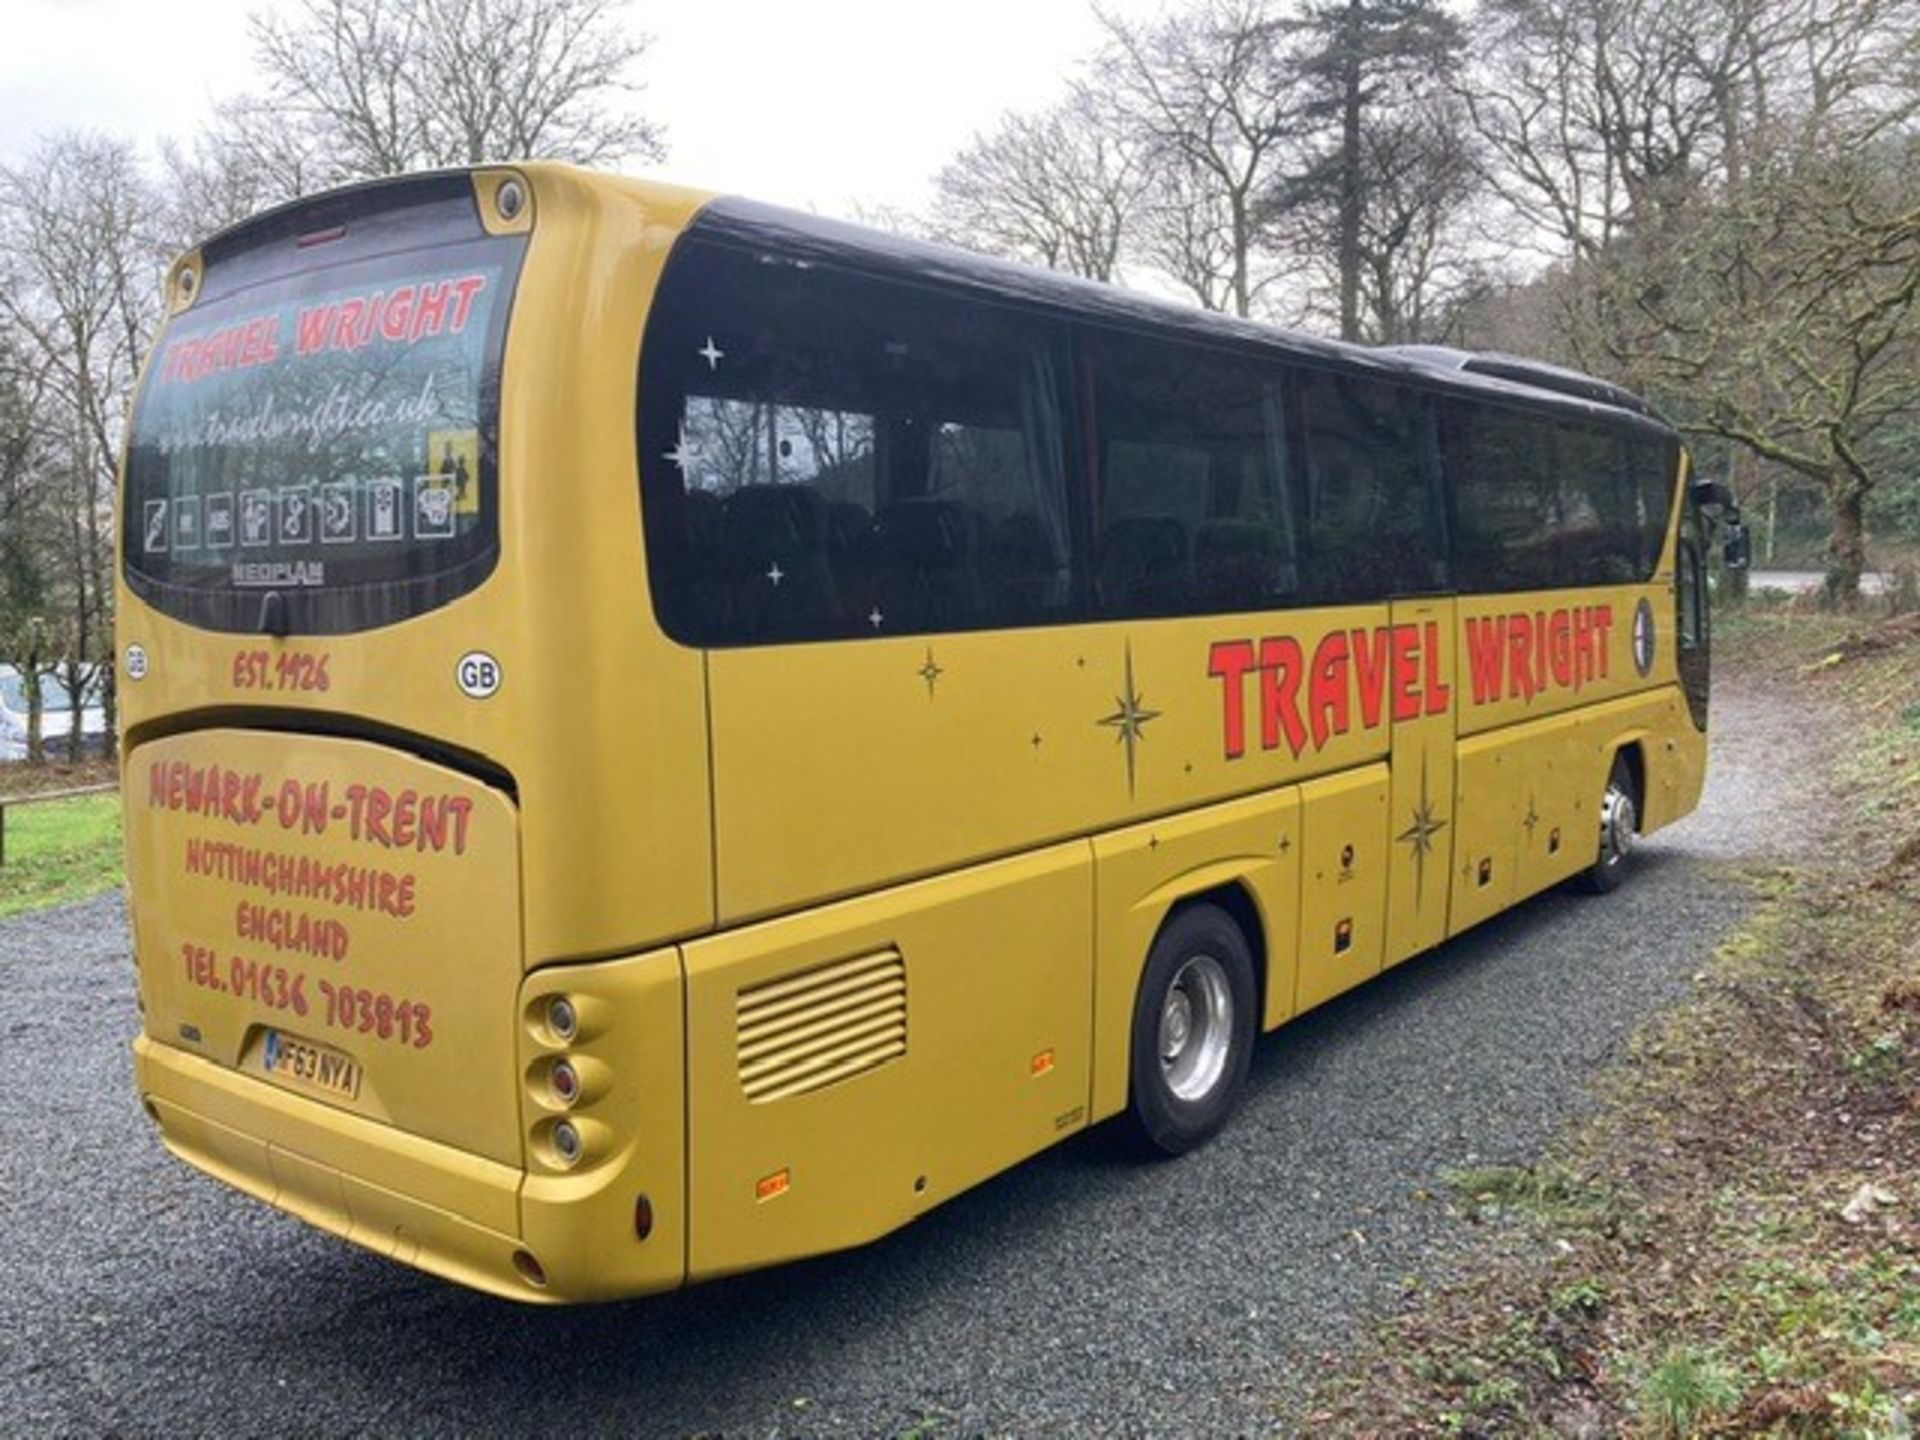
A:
638;240;1075;644
1444;402;1568;592
1554;422;1644;584
1628;436;1680;575
1446;403;1673;593
1299;371;1444;602
1085;329;1298;618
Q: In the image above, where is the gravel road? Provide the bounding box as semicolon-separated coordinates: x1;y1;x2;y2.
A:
0;671;1830;1438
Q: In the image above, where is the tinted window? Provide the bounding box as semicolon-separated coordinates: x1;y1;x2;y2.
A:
1678;534;1705;649
1086;332;1298;617
1299;372;1444;601
124;194;524;634
639;240;1073;644
1628;436;1679;570
1444;402;1677;591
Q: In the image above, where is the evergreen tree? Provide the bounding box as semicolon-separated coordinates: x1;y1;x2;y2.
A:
1279;0;1465;340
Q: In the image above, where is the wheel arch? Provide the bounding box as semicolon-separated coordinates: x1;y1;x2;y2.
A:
1614;737;1647;812
1117;877;1268;1155
1595;728;1651;822
1163;881;1269;1029
1090;800;1299;1127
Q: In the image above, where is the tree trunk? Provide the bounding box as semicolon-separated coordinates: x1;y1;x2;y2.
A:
1723;447;1752;602
1763;472;1778;564
22;654;44;768
1337;10;1364;342
63;662;84;766
1824;476;1866;607
1229;190;1252;319
100;662;118;757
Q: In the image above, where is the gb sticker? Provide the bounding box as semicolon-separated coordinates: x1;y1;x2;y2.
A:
456;650;502;700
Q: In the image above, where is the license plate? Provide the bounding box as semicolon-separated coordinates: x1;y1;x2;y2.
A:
262;1030;361;1101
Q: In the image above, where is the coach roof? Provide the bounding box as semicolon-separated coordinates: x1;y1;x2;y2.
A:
687;193;1675;441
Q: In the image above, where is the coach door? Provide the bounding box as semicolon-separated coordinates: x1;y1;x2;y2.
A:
1384;596;1457;967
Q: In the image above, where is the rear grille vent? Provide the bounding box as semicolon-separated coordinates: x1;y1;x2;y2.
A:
736;948;907;1103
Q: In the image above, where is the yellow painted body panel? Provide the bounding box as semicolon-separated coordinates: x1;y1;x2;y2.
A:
1454;581;1677;736
136;1035;527;1300
1090;787;1302;1121
119;166;717;964
517;948;688;1300
1294;765;1391;1011
125;728;524;1164
707;604;1390;925
1451;686;1704;938
682;843;1091;1279
1385;598;1458;967
116;162;1713;1302
1452;729;1524;932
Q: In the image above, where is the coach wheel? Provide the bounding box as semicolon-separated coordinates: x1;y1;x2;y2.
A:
1125;903;1257;1157
1575;754;1639;895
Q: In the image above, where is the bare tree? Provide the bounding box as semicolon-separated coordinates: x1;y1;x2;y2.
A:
0;133;162;754
168;0;666;245
1639;137;1920;601
1093;0;1300;316
155;122;336;254
414;0;664;166
1458;0;1709;263
1138;152;1255;313
1271;91;1488;342
1461;0;1920;600
930;90;1146;282
0;320;58;761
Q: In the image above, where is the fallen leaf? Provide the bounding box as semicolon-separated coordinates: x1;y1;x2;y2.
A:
1840;1181;1898;1224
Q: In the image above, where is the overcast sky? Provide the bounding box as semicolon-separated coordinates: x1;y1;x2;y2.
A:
1;0;1162;217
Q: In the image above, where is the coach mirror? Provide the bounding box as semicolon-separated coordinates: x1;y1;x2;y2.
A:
1691;478;1734;510
1722;520;1752;571
1689;478;1751;572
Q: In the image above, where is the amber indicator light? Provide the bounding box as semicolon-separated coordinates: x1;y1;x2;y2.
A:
755;1169;791;1203
1030;1049;1055;1078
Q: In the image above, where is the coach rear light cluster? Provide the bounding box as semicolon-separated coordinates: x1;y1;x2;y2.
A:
549;1058;581;1107
527;991;603;1172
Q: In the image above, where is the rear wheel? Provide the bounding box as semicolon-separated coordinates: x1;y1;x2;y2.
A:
1124;903;1256;1156
1574;754;1639;894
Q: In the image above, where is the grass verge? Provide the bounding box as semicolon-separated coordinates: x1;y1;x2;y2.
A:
1294;613;1920;1437
0;790;124;918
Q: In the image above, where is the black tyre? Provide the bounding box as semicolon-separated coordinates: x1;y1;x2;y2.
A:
1123;902;1257;1157
1573;753;1639;894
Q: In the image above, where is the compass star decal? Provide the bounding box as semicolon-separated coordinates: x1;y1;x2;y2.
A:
1396;753;1449;907
1097;642;1161;797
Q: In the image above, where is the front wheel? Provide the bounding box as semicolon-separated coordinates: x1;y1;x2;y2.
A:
1124;903;1257;1157
1573;754;1639;894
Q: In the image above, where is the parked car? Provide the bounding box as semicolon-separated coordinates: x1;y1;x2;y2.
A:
0;664;107;762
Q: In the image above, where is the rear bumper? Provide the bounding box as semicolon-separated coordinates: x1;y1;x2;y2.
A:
134;940;688;1304
136;1035;539;1302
